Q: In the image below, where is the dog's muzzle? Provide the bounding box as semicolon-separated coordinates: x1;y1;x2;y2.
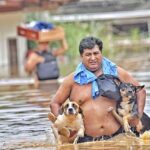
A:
66;107;76;115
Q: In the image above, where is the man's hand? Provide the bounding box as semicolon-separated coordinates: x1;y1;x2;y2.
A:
129;116;143;132
129;116;139;127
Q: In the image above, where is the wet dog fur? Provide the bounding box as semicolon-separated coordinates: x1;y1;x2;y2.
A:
108;79;144;135
48;99;84;144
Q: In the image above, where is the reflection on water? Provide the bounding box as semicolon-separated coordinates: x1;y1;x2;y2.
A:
0;72;150;150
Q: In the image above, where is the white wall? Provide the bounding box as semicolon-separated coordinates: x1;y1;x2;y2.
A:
17;37;27;77
0;12;27;77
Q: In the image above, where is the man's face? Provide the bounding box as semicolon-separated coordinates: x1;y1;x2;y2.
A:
38;42;49;51
81;45;102;72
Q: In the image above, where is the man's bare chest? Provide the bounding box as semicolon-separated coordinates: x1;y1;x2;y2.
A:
69;83;92;104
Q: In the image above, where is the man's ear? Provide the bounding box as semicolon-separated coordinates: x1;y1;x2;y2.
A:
135;85;145;93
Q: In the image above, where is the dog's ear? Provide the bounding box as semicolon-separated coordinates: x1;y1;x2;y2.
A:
79;107;82;114
79;107;84;117
59;99;69;115
59;105;64;115
135;85;145;93
114;78;121;86
65;99;70;103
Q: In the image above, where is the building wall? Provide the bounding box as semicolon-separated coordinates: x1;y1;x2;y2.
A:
0;12;27;78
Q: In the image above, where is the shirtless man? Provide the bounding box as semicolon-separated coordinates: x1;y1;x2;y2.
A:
50;36;146;143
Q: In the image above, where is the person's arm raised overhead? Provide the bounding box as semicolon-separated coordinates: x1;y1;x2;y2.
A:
52;38;68;56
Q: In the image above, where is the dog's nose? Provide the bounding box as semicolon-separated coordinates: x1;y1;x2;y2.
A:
68;108;73;113
128;90;133;94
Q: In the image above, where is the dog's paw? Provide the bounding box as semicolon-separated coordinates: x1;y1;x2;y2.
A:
73;136;79;144
59;127;70;137
48;112;56;122
125;131;136;137
124;124;135;136
107;106;114;112
77;130;84;138
124;123;131;132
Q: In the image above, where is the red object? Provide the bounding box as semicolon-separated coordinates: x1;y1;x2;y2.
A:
17;26;65;42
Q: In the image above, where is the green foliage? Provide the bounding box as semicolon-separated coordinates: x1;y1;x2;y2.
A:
56;22;113;58
27;40;37;49
59;22;89;58
129;28;140;40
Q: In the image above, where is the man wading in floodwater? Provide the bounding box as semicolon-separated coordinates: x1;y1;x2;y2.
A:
25;39;68;87
50;36;150;143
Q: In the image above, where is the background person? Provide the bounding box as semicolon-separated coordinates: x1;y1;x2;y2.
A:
50;36;147;143
25;38;68;87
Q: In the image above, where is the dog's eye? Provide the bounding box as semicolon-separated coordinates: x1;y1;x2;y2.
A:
121;88;125;91
66;104;69;108
72;103;77;108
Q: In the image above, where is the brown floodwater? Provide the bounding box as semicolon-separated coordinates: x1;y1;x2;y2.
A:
0;72;150;150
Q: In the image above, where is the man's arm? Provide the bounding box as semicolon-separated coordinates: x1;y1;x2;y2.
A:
50;73;74;116
52;38;68;56
25;53;44;74
117;66;146;118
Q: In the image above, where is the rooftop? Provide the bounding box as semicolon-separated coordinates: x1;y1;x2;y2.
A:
54;0;150;14
0;0;78;13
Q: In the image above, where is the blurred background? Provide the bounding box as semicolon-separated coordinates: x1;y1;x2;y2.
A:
0;0;150;78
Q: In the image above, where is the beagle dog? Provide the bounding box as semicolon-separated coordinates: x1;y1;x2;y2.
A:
48;99;85;144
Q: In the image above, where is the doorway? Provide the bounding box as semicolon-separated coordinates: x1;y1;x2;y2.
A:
8;38;19;77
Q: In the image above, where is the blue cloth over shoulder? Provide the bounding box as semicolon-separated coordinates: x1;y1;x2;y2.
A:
74;57;118;99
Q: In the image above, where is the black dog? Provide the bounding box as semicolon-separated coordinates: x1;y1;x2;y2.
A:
109;79;144;135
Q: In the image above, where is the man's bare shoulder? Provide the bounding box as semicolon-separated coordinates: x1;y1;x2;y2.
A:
27;52;39;60
117;66;138;84
117;66;131;80
54;72;75;98
63;72;75;85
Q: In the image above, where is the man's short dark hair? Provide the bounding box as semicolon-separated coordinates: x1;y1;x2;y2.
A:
79;36;103;55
